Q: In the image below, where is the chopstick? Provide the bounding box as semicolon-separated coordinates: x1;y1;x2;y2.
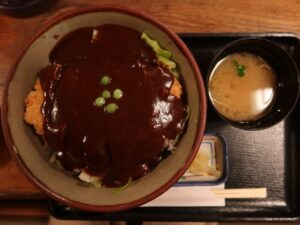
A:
211;188;267;199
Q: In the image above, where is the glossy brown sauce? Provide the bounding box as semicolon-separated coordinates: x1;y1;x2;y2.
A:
39;24;187;187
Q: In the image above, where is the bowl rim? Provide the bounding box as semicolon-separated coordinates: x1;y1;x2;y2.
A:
1;5;207;212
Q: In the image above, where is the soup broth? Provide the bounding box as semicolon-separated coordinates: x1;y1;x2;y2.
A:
208;52;277;122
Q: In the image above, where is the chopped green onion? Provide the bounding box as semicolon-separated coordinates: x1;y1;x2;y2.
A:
113;89;123;99
94;97;105;107
102;90;111;99
105;103;118;114
233;60;246;77
100;76;112;85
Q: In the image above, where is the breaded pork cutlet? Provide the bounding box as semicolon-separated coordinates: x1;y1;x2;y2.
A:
24;80;44;135
24;77;183;135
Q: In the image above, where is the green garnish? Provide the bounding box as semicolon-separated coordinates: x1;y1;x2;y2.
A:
141;33;182;79
233;60;246;77
102;90;111;99
157;56;176;70
141;33;172;59
113;177;132;193
171;69;179;79
100;76;112;85
94;97;106;107
105;103;118;114
113;89;123;100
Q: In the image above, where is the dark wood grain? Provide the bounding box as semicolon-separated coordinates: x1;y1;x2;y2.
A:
0;200;48;217
1;0;300;216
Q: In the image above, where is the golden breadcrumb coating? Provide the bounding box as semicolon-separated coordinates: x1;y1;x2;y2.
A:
170;77;182;98
24;80;44;135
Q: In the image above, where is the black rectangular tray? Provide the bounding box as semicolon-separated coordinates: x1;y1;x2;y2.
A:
48;33;300;222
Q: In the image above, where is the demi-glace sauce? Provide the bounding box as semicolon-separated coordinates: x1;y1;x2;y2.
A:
38;24;187;187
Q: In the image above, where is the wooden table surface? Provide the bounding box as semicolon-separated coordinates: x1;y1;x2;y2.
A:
1;0;300;217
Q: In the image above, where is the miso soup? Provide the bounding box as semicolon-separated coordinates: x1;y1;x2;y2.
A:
208;52;277;122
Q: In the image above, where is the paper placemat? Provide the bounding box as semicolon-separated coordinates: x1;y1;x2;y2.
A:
143;184;225;207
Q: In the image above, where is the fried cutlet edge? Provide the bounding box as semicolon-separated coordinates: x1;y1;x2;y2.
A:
24;79;44;135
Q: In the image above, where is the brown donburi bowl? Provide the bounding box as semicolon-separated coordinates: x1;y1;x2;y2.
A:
1;6;207;212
